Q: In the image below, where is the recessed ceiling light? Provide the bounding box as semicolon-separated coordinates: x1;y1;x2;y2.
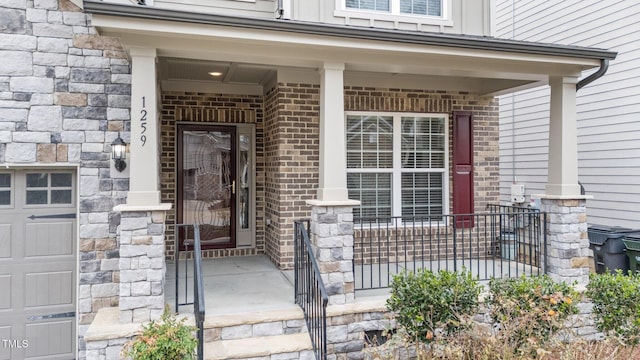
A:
208;71;223;77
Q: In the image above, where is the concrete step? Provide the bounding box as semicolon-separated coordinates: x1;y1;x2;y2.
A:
205;333;314;360
204;307;308;342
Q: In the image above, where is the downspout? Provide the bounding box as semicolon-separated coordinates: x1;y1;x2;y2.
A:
276;0;284;19
577;59;609;91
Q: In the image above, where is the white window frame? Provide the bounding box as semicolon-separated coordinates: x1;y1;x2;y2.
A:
346;111;449;220
23;171;75;209
335;0;453;27
0;172;14;209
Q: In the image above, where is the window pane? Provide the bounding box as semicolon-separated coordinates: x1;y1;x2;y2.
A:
26;190;47;204
51;190;72;204
402;117;445;169
51;173;72;187
347;0;390;11
0;174;10;188
401;172;443;218
348;173;391;220
239;134;250;229
0;191;9;205
346;115;393;169
400;0;441;15
27;173;47;188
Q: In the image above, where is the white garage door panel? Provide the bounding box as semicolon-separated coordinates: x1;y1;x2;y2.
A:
25;320;74;358
0;326;12;360
0;275;10;309
0;224;10;258
25;222;74;257
0;170;77;360
25;271;73;307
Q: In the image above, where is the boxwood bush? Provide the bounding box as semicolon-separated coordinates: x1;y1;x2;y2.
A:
586;271;640;344
488;275;579;351
386;269;481;343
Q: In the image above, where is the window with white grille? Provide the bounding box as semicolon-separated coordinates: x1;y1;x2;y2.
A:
344;0;442;16
346;113;448;220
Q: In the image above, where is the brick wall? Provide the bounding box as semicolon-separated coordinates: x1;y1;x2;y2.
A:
160;91;265;259
344;86;500;213
158;86;498;270
263;83;321;268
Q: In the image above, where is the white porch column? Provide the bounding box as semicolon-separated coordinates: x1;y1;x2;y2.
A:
128;47;161;206
546;76;581;197
318;62;348;201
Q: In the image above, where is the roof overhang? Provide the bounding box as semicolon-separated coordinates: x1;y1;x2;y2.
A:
84;1;617;96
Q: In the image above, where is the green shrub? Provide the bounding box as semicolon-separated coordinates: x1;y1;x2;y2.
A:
586;271;640;344
386;269;481;342
122;306;198;360
487;275;579;351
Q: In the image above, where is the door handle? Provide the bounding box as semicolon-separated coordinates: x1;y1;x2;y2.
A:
232;180;235;195
28;311;75;321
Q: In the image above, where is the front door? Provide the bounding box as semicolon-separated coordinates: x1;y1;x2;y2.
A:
0;170;77;360
178;125;236;250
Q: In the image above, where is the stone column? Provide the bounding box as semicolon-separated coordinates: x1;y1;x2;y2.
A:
116;204;171;323
308;201;359;305
541;197;590;289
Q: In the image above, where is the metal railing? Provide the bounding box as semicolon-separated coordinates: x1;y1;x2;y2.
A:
294;220;328;360
175;224;206;360
353;205;547;290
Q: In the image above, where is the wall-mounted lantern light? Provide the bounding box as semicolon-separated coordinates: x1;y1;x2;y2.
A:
111;133;127;172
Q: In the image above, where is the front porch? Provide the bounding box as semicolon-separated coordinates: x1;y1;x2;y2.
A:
84;198;586;360
165;243;544;319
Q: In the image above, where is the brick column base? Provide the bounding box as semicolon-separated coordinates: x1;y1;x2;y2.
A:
541;197;590;289
117;208;168;323
309;201;359;305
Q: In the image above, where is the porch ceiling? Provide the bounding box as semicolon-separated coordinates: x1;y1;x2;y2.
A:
89;4;614;96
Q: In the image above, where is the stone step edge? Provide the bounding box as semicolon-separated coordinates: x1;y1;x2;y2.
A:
205;333;313;360
204;307;304;328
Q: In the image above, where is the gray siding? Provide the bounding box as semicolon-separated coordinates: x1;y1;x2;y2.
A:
496;0;640;227
155;0;276;18
97;0;493;36
294;0;493;36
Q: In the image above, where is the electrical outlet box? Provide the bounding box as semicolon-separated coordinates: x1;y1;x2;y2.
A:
510;184;526;203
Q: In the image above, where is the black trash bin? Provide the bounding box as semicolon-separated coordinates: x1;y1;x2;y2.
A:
623;233;640;274
588;225;640;274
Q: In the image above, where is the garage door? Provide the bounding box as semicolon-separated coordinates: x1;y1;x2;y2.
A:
0;170;77;360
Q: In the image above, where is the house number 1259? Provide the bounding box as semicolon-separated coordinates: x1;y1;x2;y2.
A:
140;96;147;146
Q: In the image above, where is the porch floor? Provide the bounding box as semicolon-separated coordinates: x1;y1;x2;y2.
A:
165;255;541;315
165;255;299;316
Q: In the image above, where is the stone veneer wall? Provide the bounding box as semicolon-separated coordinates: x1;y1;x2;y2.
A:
159;91;265;259
0;0;131;356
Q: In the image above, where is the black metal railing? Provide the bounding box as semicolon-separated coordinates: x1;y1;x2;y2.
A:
175;224;206;360
294;220;328;360
353;205;547;290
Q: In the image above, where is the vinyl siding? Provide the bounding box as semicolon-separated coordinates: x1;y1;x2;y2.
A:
100;0;277;19
95;0;493;36
294;0;493;36
496;0;640;228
